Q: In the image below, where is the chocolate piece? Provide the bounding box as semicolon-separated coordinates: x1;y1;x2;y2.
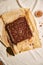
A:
5;17;32;45
6;47;14;56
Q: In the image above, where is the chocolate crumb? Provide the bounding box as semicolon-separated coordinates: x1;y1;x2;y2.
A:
42;35;43;37
29;44;31;46
39;39;41;40
6;47;14;56
32;43;34;45
40;24;42;27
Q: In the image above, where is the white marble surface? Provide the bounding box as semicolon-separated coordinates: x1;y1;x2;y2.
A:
0;0;20;15
17;0;38;11
0;0;43;65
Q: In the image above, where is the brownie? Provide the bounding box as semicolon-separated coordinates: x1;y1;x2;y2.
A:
5;17;32;45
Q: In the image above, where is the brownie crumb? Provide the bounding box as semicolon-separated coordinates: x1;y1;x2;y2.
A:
42;35;43;37
40;24;42;27
6;47;14;56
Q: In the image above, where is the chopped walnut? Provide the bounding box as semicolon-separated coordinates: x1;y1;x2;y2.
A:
34;11;43;17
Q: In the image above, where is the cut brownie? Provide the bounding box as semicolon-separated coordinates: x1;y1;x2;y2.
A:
5;17;32;45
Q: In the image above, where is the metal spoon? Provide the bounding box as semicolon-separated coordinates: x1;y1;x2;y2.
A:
0;39;14;56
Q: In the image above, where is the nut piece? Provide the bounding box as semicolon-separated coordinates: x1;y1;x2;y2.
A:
34;11;43;17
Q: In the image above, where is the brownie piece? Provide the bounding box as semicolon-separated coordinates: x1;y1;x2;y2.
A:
5;17;32;45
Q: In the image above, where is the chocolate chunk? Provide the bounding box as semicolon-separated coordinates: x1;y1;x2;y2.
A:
5;17;32;45
6;47;14;56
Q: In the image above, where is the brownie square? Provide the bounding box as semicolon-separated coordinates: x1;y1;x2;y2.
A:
5;17;32;45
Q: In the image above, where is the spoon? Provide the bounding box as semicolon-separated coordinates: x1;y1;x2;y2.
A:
0;39;14;56
16;0;38;11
